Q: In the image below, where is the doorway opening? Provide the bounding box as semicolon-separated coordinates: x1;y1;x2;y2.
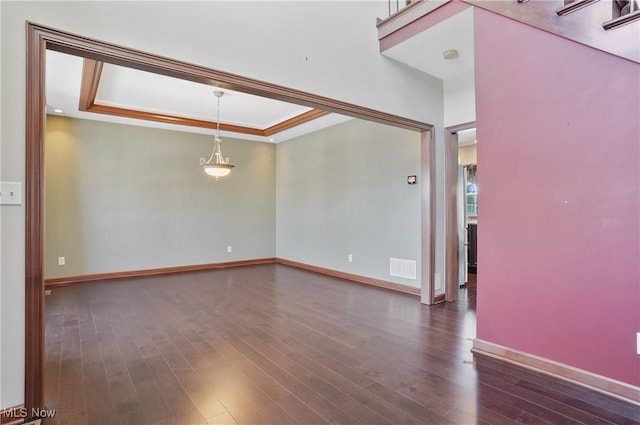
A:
24;22;437;414
445;121;476;302
457;128;477;290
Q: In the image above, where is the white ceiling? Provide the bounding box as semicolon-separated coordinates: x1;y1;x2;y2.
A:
45;50;352;143
46;7;475;143
381;7;474;82
381;7;476;148
97;63;313;128
458;128;477;147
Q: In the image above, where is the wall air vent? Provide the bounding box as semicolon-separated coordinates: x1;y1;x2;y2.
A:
390;258;417;280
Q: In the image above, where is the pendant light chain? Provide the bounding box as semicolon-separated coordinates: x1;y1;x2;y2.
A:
216;91;221;137
200;90;235;178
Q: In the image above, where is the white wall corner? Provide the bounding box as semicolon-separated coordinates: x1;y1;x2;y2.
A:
444;71;476;127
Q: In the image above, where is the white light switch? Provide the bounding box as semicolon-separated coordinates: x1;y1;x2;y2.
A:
227;246;232;253
0;182;23;206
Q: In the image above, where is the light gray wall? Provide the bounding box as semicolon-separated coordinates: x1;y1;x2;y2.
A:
276;119;422;287
45;116;275;278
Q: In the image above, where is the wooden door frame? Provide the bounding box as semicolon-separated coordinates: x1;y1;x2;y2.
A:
24;21;436;413
444;121;476;302
421;130;436;306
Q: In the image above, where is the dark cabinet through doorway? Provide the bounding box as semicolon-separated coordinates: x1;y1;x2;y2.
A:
467;223;477;273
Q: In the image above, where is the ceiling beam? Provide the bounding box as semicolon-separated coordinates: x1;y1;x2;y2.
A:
41;23;430;131
78;58;103;111
86;103;265;135
264;109;330;136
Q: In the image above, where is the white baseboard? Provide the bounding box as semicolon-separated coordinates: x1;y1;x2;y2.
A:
472;339;640;406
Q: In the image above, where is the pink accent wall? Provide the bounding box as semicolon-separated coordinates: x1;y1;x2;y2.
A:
474;8;640;386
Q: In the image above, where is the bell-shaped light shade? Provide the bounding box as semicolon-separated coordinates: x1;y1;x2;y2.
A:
201;92;234;178
202;163;234;178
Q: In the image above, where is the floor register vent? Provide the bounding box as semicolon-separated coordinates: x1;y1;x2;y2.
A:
389;258;417;280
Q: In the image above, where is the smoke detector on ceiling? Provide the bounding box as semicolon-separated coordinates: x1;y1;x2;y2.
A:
442;49;459;60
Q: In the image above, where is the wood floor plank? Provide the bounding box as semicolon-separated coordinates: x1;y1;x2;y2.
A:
205;319;359;424
132;378;173;424
244;317;452;425
474;360;617;425
246;343;395;425
44;339;62;411
106;371;146;422
476;356;640;424
180;366;297;425
82;361;117;425
55;362;85;420
100;337;129;378
197;335;331;425
210;308;446;425
206;411;238;425
44;264;640;425
476;382;557;425
147;360;208;425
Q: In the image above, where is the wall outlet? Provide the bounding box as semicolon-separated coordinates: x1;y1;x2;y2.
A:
348;254;353;263
58;256;65;266
227;246;232;253
0;182;22;205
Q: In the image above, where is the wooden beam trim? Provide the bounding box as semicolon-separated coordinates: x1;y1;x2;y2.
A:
44;258;277;287
85;103;332;138
79;58;333;137
78;58;103;111
85;102;330;138
35;23;431;131
276;258;421;296
264;109;330;136
86;103;265;135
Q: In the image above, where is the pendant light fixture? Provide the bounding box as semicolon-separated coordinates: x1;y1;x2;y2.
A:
200;90;234;178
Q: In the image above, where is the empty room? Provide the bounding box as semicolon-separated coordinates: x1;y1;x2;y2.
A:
1;1;638;424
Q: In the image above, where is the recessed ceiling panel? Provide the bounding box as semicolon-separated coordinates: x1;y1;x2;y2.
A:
45;50;351;142
96;63;313;128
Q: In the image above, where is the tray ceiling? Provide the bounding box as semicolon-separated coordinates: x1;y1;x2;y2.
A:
45;50;351;143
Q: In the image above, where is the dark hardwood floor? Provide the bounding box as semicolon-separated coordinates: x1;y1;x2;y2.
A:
465;273;477;288
44;264;639;425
